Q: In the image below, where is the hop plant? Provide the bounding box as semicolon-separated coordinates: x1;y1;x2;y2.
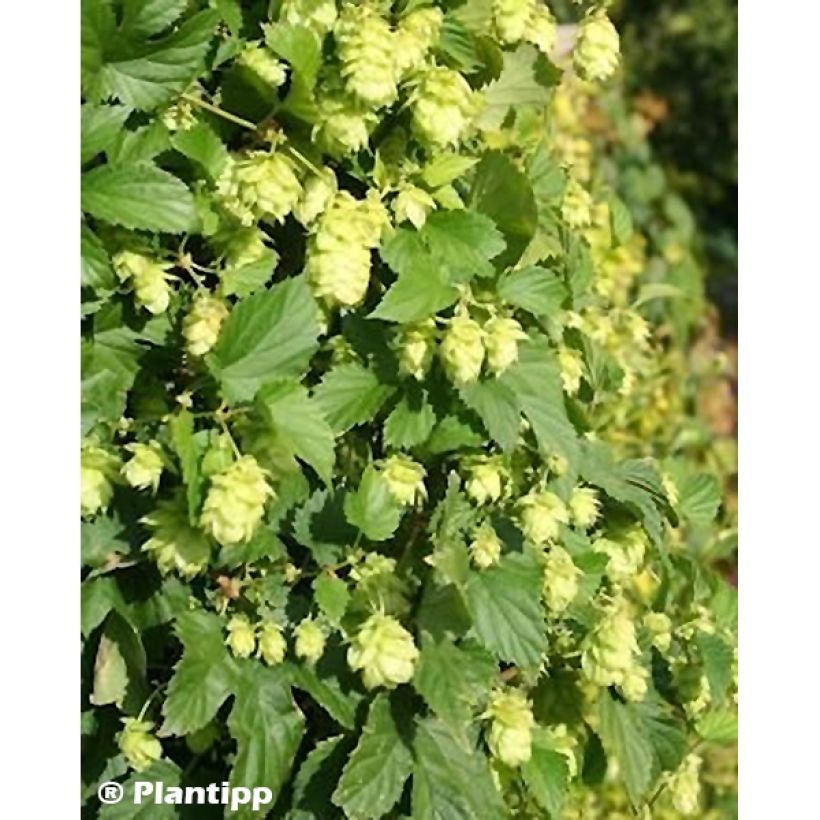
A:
113;251;173;315
226;614;257;658
314;87;376;156
568;486;600;530
237;44;287;87
140;497;211;579
470;522;503;568
293;168;338;226
121;441;163;492
665;754;703;815
561;178;593;229
440;312;485;385
398;319;438;380
183;294;229;357
294;619;326;665
217;151;302;226
279;0;337;34
644;611;673;653
380;454;427;506
573;10;620;82
394;7;444;76
412;67;478;147
81;445;119;517
258;622;288;665
484;316;528;375
306;191;388;308
334;4;398;107
492;0;535;45
526;4;558;54
118;719;163;772
518;490;569;545
558;345;585;395
465;458;507;505
200;455;273;545
347;612;419;689
486;690;535;767
543;545;582;613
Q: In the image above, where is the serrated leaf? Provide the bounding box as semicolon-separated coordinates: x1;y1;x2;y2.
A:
228;664;305;816
460;378;520;453
421;209;506;281
333;694;412;819
477;44;554;130
314;363;394;434
696;710;738;744
384;390;436;450
470;151;538;266
465;553;547;666
82;576;127;637
522;740;569;818
161;610;237;736
413;636;496;739
82;103;132;163
258;381;335;484
371;254;459;322
172;121;229;181
497;266;566;316
90;612;147;712
121;0;188;37
221;247;279;298
344;466;403;542
291;735;351;819
92;10;219;111
168;410;206;524
669;463;721;526
107;119;172;164
293;488;356;565
210;275;321;403
290;661;363;731
412;717;505;820
81;223;115;292
313;573;350;625
610;196;633;245
81;161;198;232
421;154;479;187
697;631;734;705
597;693;655;808
265;22;321;88
500;337;578;468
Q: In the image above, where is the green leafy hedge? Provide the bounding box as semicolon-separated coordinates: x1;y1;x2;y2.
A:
81;1;737;817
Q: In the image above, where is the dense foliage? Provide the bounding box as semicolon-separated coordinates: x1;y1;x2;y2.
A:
81;0;738;817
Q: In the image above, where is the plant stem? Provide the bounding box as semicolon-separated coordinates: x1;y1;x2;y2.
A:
181;94;258;132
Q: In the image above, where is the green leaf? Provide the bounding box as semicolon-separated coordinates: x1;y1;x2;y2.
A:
500;338;578;467
522;739;569;818
228;664;305;815
696;710;738;744
172;121;229;181
332;694;413;818
257;380;335;484
371;256;459;322
497;266;566;316
90;612;147;712
81;161;198;233
697;631;734;705
668;463;721;526
470;151;538;266
265;23;321;89
344;466;403;542
210;275;321;403
477;45;553;130
161;610;237;736
293;488;356;565
314;363;394;434
609;196;633;245
465;553;547;666
92;10;219;111
290;662;363;731
120;0;188;36
597;693;655;808
291;735;352;818
421;154;479;187
412;717;505;820
313;573;350;626
82;576;127;637
107;119;172;164
221;247;279;298
460;378;520;453
384;390;436;450
413;636;496;739
81;103;131;163
169;410;206;524
81;223;115;292
420;210;506;281
99;760;181;819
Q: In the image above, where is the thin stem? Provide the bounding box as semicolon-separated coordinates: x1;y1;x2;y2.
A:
182;93;258;132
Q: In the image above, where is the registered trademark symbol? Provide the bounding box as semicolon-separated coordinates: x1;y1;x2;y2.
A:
98;782;124;804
